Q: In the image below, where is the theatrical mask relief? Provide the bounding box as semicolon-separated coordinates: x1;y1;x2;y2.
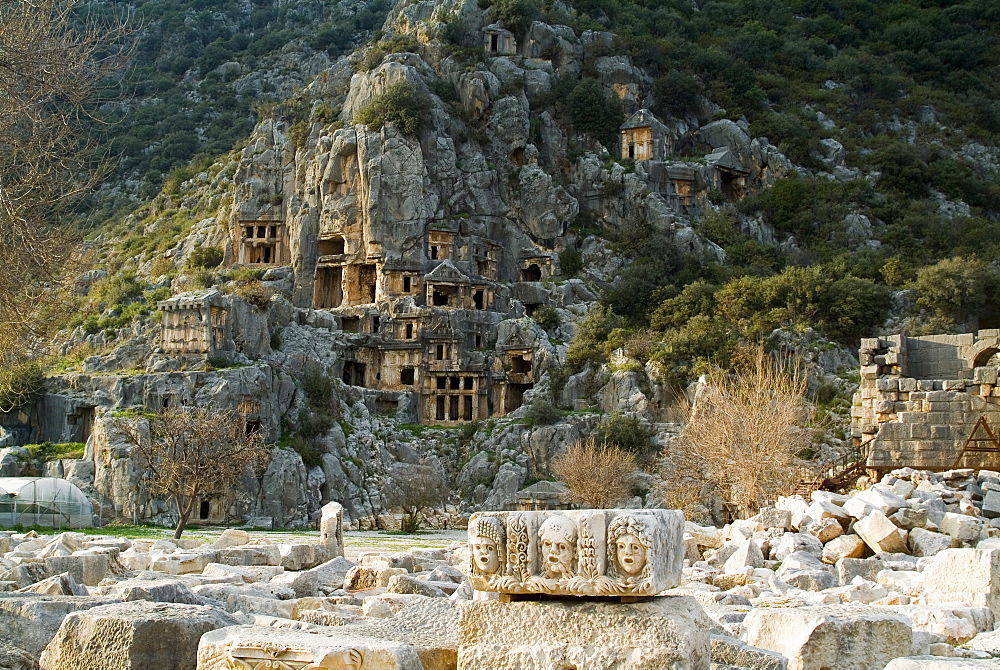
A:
467;509;684;596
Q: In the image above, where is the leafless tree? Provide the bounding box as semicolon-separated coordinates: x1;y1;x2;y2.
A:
552;438;638;509
0;0;131;357
382;461;447;533
121;407;269;538
665;345;813;518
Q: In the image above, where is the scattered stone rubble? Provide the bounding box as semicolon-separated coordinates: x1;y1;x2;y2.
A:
8;476;1000;667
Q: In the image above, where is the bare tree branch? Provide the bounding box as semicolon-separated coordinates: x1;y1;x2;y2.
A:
661;345;814;519
120;407;269;538
0;0;133;358
553;438;638;509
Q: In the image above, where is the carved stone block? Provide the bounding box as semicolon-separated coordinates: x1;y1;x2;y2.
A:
467;509;684;597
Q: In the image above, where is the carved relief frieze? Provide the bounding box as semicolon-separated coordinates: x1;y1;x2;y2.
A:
468;509;684;597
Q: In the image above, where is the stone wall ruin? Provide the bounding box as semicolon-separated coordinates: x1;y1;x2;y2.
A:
853;331;1000;473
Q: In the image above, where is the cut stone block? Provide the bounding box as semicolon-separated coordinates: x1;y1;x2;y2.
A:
319;501;345;556
856;488;909;516
742;605;913;670
39;601;237;670
940;513;985;544
758;508;792;531
710;634;787;670
467;509;684;597
16;572;87;597
344;566;379;592
806;518;844;544
855;510;908;554
45;551;124;586
923;549;1000;618
0;594;119;657
823;535;868;565
909;528;953;557
457;597;711;669
982;490;1000;519
723;540;764;574
836;557;883;588
216;545;282;567
771;533;823;561
884;658;1000;669
892;508;929;530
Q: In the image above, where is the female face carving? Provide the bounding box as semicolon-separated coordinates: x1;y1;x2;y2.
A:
615;532;647;575
471;534;501;574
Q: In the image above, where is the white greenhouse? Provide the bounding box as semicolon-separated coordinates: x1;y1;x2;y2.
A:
0;478;94;528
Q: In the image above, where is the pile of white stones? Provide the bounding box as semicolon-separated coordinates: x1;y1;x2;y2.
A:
8;474;1000;669
680;467;1000;668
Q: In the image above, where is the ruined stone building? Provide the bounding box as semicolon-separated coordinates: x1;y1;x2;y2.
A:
482;24;516;55
619;111;754;212
853;332;1000;475
157;289;230;357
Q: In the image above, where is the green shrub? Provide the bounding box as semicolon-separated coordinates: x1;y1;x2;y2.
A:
233;281;275;309
595;412;653;454
910;257;1000;328
565;304;622;372
531;305;561;331
301;364;334;408
354;82;431;135
566;78;623;149
696;209;741;247
522;399;563;426
312;104;340;124
654;71;703;119
91;274;144;308
186;245;224;270
479;0;538;34
559;247;583;277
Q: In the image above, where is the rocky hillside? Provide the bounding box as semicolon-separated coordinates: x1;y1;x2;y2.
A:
2;0;998;529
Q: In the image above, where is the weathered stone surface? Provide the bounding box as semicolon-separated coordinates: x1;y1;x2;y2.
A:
40;600;238;670
198;625;416;669
319;501;345;557
770;533;823;561
710;634;788;670
385;574;447;598
967;627;1000;655
855;510;908;553
742;605;913;670
823;536;867;565
304;556;357;591
940;514;984;544
884;658;1000;669
45;551;125;586
855;488;909;516
835;557;881;588
102;578;201;604
16;572;87;596
805;518;843;544
923;549;1000;617
758;508;792;532
344;565;379;592
0;640;34;670
457;597;711;669
909;528;953;557
468;509;684;597
723;540;764;574
0;594;121;657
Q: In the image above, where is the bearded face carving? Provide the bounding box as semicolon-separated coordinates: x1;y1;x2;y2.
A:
538;515;577;579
